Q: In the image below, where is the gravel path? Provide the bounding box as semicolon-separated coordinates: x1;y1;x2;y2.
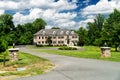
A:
15;46;120;80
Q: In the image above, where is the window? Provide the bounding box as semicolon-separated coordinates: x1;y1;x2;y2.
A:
58;41;64;44
43;31;45;35
53;36;56;39
39;37;40;39
74;36;77;38
61;36;64;39
38;41;41;44
61;41;64;43
60;31;64;34
58;36;60;39
58;41;60;44
72;36;77;38
53;31;56;34
45;36;47;39
42;41;44;44
58;36;64;39
66;31;69;34
53;41;56;44
71;31;74;34
42;36;44;39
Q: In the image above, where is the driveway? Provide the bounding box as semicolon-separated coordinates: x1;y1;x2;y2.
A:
15;46;120;80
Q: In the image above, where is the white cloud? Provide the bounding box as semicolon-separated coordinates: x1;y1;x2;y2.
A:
13;7;77;29
13;8;43;25
78;18;94;28
0;0;77;11
0;1;28;10
42;9;56;19
81;0;120;16
4;0;120;29
0;0;78;29
0;9;4;15
79;0;120;28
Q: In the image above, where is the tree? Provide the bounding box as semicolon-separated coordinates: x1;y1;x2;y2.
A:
94;14;105;33
0;14;15;46
77;27;88;46
46;36;52;46
32;18;46;33
0;39;8;53
51;27;60;29
15;18;46;45
103;9;120;51
87;22;96;45
0;14;14;34
86;14;105;45
0;39;8;66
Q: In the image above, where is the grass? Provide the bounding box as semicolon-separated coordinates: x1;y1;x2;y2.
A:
31;46;120;62
0;50;54;79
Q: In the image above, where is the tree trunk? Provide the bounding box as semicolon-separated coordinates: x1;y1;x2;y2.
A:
3;53;6;67
115;45;118;52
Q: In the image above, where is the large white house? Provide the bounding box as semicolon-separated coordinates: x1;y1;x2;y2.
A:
34;29;79;46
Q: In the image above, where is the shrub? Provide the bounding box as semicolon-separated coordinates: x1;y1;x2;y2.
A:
36;44;43;47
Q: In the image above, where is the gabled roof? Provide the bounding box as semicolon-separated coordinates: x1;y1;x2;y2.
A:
34;29;78;36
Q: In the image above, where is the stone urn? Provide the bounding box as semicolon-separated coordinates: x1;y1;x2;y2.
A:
8;48;19;62
100;47;111;58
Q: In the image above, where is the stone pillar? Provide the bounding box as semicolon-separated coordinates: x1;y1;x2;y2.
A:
8;48;19;62
100;47;111;58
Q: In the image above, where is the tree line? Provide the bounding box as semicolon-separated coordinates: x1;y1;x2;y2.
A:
0;14;46;46
77;9;120;51
0;9;120;52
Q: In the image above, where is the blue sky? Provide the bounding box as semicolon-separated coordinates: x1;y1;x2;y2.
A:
0;0;120;29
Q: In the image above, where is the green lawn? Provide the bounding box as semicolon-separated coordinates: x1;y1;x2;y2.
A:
0;50;53;79
32;46;120;62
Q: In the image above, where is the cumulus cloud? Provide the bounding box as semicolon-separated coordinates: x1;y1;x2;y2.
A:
78;18;94;27
81;0;120;16
80;0;120;28
13;7;77;29
0;9;4;15
2;0;120;29
13;8;43;25
0;0;77;11
3;0;77;29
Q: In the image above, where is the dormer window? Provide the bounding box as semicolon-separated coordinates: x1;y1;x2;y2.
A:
71;31;74;34
43;31;45;35
66;31;69;35
53;31;56;35
60;31;64;35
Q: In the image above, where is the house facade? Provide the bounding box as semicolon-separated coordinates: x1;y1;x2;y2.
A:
34;29;79;46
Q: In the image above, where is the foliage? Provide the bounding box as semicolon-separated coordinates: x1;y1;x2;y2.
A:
77;27;88;46
32;18;46;32
0;39;8;53
77;9;120;51
46;36;52;46
15;18;46;45
102;9;120;51
0;14;15;46
51;27;60;29
0;14;15;34
86;14;105;45
0;14;46;45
